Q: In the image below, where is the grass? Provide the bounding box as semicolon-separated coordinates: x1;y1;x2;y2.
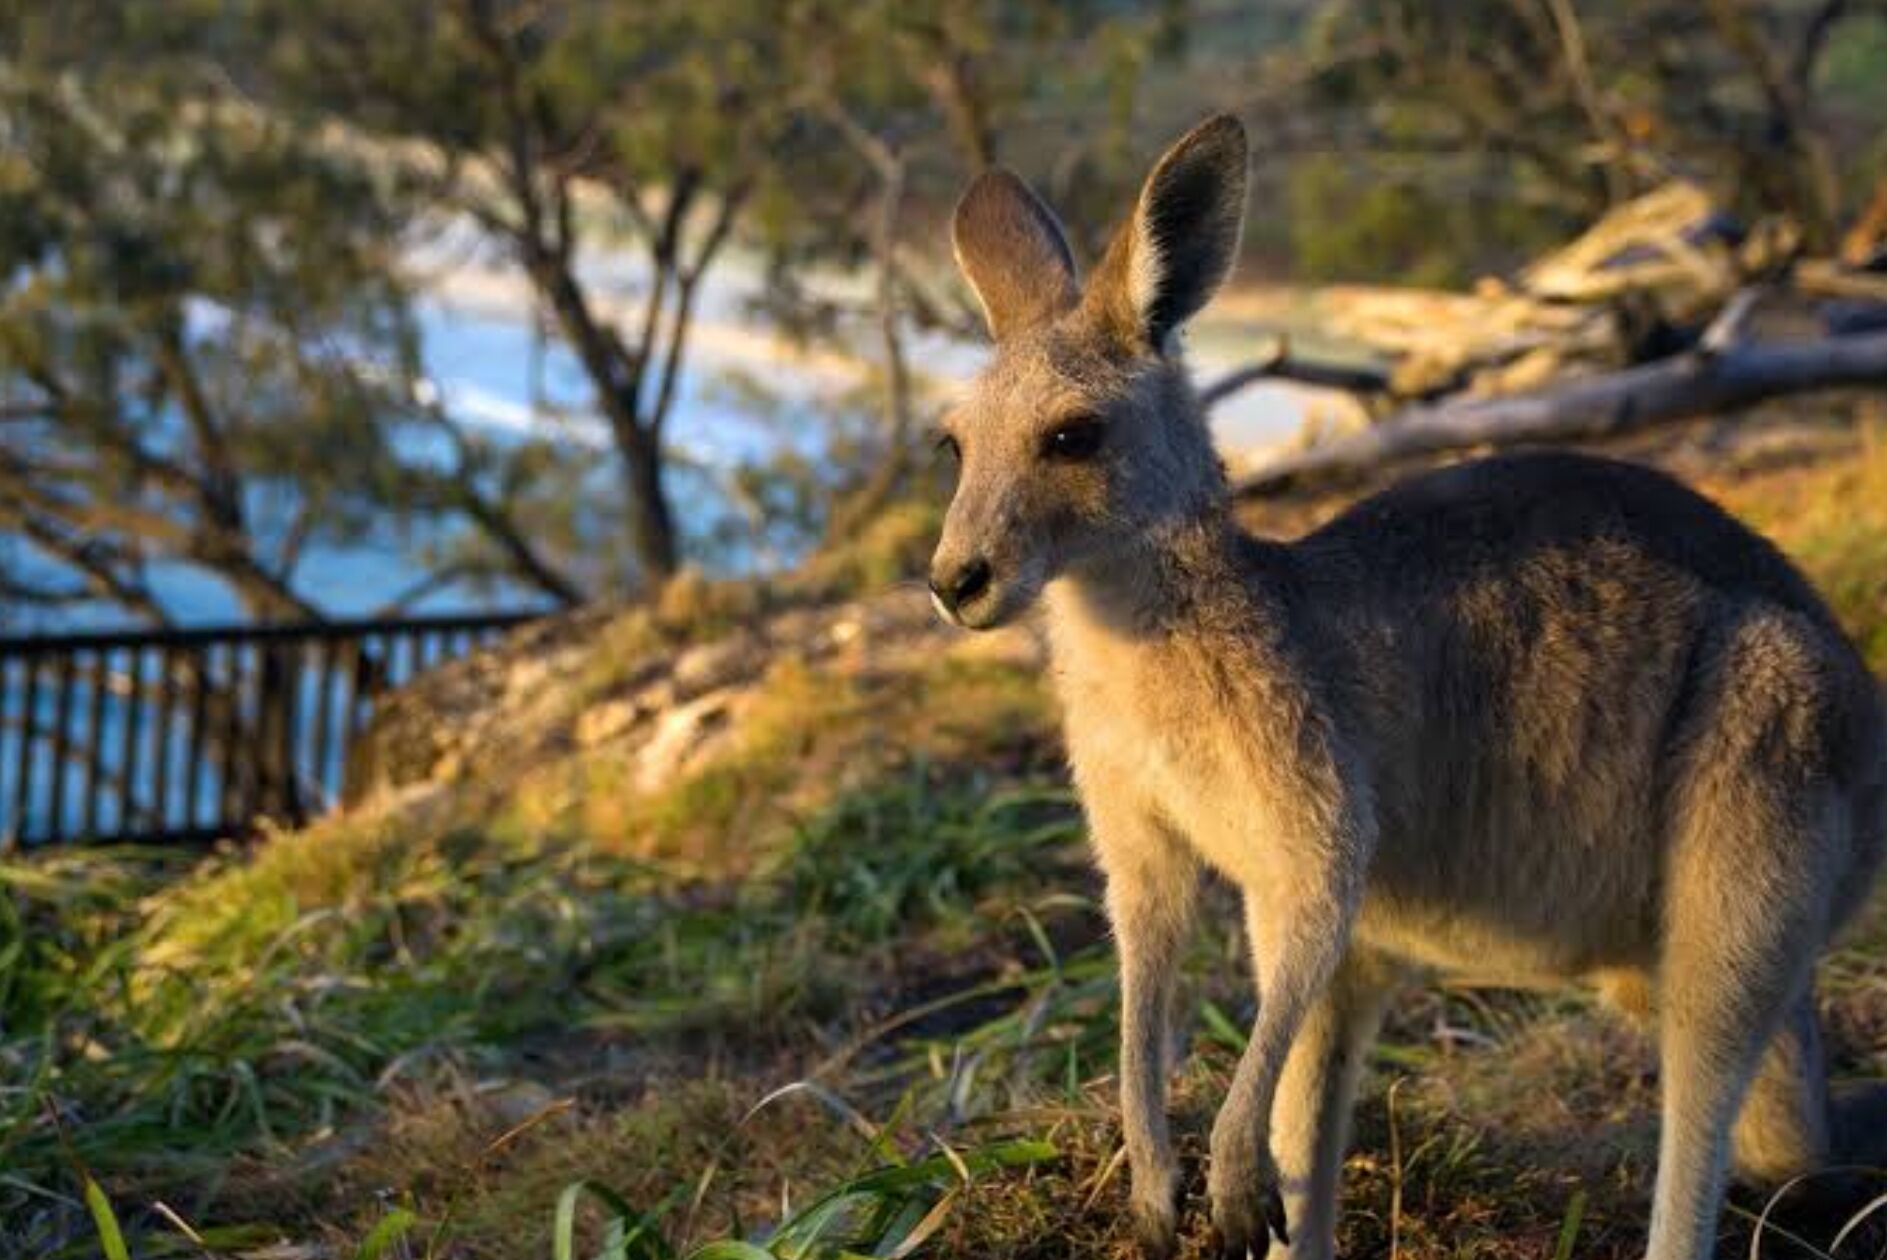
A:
9;423;1887;1258
1;750;1097;1256
1703;420;1887;673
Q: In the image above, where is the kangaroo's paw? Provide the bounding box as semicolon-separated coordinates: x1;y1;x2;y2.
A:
1207;1147;1289;1260
1130;1166;1184;1260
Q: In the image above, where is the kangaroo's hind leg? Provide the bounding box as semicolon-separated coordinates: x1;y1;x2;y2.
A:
1269;948;1397;1260
1650;895;1825;1260
1648;775;1844;1258
1732;985;1887;1244
1731;991;1830;1187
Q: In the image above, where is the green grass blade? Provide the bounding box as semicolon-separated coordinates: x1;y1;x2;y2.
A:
1552;1188;1586;1260
355;1207;419;1260
1200;999;1250;1053
556;1181;676;1260
766;1138;1057;1256
556;1182;583;1260
82;1176;131;1260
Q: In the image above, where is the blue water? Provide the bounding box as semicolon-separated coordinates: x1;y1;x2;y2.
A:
1;295;822;636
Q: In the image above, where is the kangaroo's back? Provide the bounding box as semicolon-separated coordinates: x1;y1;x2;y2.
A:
1289;451;1885;953
1297;451;1839;632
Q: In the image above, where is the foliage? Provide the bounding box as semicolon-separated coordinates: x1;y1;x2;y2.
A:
230;0;1167;589
0;5;589;622
0;0;1173;622
1276;0;1887;271
1284;154;1572;287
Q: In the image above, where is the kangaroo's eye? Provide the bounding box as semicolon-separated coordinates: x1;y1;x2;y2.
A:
934;432;961;465
1042;416;1105;462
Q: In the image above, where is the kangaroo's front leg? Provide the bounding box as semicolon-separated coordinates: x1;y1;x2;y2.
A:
1092;793;1201;1260
1210;833;1362;1260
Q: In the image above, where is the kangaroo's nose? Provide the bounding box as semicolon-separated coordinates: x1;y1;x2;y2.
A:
930;556;993;615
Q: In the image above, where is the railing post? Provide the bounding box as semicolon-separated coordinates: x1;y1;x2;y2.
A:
45;653;76;844
152;647;177;833
2;654;18;845
256;641;302;826
80;649;109;841
185;647;211;834
117;647;145;837
11;657;39;845
220;643;248;825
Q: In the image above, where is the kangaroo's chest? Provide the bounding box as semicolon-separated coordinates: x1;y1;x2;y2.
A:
1054;633;1318;885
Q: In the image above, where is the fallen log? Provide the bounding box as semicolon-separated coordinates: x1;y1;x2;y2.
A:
1231;329;1887;498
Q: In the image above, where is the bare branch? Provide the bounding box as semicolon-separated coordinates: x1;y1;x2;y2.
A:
409;400;585;607
1200;340;1396;408
1233;330;1887;498
649;185;746;439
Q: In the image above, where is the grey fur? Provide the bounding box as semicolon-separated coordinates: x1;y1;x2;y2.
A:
934;114;1887;1260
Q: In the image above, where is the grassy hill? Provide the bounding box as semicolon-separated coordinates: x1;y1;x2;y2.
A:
5;413;1887;1260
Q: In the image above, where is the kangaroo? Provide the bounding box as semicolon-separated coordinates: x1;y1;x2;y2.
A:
929;114;1887;1260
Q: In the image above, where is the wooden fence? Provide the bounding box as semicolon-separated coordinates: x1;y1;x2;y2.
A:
0;612;539;848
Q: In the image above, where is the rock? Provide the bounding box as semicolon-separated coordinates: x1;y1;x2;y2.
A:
672;632;763;700
575;697;642;749
501;655;552;701
764;606;826;651
478;1078;563;1128
635;691;741;794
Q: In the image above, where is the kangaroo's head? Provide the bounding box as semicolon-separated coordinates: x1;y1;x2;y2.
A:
928;114;1248;630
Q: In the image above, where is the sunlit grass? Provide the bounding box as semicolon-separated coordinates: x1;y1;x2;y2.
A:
1709;420;1887;672
0;755;1092;1255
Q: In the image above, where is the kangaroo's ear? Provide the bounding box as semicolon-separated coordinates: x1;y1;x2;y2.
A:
951;168;1079;341
1089;114;1247;352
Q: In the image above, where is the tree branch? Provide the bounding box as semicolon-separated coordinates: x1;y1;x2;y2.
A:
1232;330;1887;498
1199;340;1396;408
412;401;585;607
648;184;745;440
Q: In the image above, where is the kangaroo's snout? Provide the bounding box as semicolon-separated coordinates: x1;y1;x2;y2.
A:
929;555;992;622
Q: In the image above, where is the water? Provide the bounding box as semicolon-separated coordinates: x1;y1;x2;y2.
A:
0;294;826;635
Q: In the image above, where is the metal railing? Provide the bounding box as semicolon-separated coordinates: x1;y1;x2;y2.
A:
0;611;540;847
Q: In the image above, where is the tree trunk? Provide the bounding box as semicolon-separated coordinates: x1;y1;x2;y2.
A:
528;250;681;587
622;428;679;585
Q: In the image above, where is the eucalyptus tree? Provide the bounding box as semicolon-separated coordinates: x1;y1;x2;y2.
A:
242;0;812;589
1274;0;1887;273
0;3;587;627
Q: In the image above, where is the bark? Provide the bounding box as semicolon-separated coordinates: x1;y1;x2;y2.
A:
621;422;679;589
457;0;698;586
526;247;680;582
